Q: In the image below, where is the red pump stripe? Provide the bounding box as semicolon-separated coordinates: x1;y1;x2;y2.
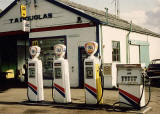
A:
54;83;65;93
119;88;140;103
85;83;97;93
28;82;37;91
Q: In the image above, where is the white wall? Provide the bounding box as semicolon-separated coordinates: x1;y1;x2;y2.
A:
28;0;90;29
129;32;148;41
30;26;97;87
102;26;127;64
148;36;160;60
129;45;140;64
0;2;21;32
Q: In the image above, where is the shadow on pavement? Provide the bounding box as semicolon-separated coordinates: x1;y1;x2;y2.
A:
0;79;27;93
0;101;20;105
21;101;116;112
52;103;114;111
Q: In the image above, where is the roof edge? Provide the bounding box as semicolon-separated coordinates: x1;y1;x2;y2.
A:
0;0;17;18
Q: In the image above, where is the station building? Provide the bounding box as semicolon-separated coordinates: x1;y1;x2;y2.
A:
0;0;160;88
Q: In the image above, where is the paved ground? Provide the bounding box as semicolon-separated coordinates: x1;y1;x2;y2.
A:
0;86;159;114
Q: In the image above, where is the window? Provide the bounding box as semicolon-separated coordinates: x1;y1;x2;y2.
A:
31;36;66;79
112;41;120;61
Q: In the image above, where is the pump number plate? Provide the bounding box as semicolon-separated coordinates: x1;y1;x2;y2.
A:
55;68;62;79
86;67;93;79
85;62;93;65
54;63;61;66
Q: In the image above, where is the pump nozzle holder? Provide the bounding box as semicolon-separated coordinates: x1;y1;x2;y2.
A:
54;44;66;59
29;46;41;59
84;41;98;56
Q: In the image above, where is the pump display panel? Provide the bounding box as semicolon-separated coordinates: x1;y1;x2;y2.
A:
85;62;93;65
54;68;62;79
86;67;93;79
29;68;35;78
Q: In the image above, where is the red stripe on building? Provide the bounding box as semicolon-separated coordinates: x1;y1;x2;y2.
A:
0;23;95;37
31;23;94;32
119;88;140;103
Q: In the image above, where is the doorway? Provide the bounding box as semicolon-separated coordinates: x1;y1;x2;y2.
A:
78;47;88;88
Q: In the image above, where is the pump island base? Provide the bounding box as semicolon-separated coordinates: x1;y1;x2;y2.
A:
0;87;157;114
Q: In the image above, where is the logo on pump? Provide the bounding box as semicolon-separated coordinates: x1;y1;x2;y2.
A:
85;42;97;55
29;46;41;59
29;47;37;58
54;44;66;57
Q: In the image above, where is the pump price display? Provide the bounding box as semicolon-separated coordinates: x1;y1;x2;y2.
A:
86;67;93;79
117;66;142;85
55;68;62;79
29;68;35;78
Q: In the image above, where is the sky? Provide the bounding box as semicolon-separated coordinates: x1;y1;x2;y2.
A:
0;0;160;33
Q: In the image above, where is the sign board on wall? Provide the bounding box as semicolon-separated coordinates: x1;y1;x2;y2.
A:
20;5;27;18
22;20;30;32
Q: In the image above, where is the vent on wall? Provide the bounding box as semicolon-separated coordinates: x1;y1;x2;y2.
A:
103;63;112;76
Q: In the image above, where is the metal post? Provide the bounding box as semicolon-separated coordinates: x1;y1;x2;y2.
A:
105;8;108;24
126;21;132;64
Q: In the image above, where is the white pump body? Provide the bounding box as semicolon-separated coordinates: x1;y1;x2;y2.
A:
53;44;71;103
117;64;145;108
27;46;44;102
84;41;103;104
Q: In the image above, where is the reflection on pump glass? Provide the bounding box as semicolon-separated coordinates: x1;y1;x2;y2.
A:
86;67;93;78
55;68;62;79
29;68;35;78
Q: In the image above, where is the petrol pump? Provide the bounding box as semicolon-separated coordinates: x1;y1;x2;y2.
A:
84;41;103;104
27;46;44;102
53;44;71;103
116;64;145;109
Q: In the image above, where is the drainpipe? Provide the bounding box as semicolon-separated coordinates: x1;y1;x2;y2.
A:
100;25;104;64
105;8;109;24
126;21;132;64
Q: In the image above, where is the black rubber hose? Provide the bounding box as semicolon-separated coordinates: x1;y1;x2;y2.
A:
27;61;31;102
27;83;31;102
138;73;145;105
52;75;54;101
141;76;151;108
112;101;140;112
